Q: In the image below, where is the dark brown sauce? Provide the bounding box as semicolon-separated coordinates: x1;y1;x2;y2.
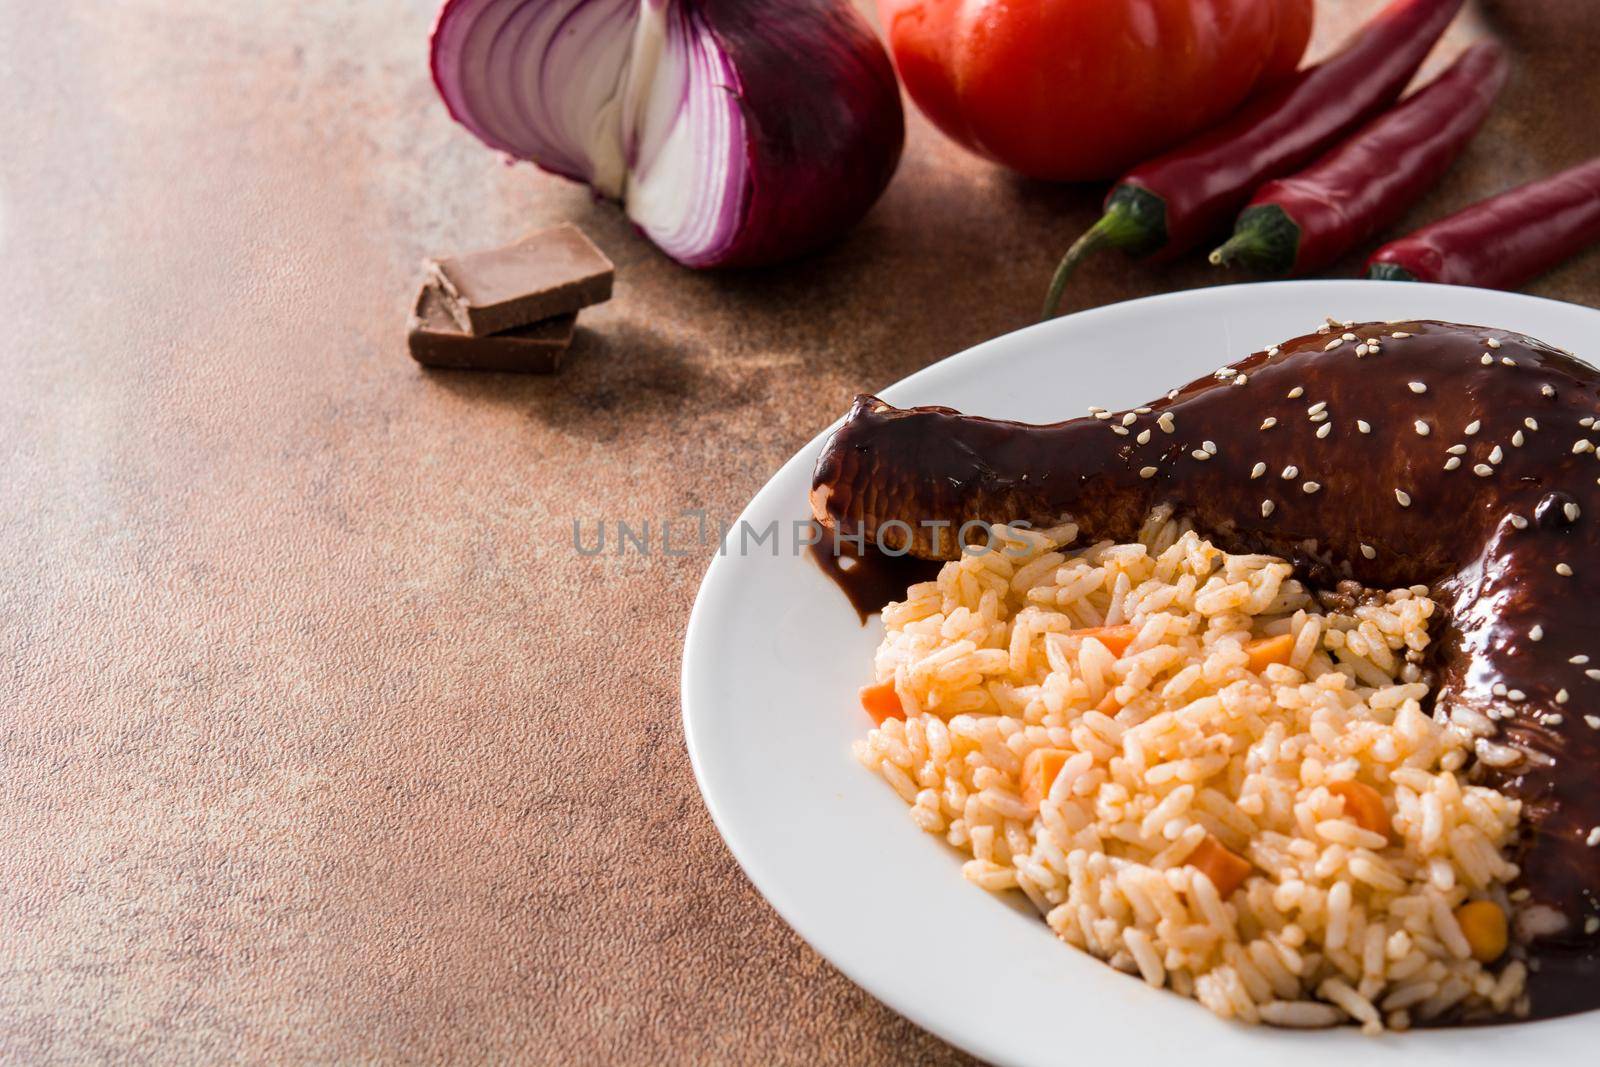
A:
1521;946;1600;1021
805;521;941;622
809;320;1600;1022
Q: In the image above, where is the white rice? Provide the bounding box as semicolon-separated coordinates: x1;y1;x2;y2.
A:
854;513;1526;1030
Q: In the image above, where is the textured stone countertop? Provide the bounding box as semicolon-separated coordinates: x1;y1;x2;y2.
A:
3;1;1596;1062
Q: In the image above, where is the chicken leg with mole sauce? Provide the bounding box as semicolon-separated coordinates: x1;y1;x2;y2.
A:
811;319;1600;1019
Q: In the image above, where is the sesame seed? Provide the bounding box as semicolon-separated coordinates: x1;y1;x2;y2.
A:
1576;439;1596;454
1447;444;1466;455
1573;655;1590;664
1139;466;1157;479
1408;381;1426;394
1112;425;1129;436
1395;489;1412;507
1251;462;1267;479
1233;374;1248;386
1543;384;1557;398
1586;713;1600;728
1215;368;1237;380
1487;338;1501;349
1525;417;1539;431
1530;625;1545;641
1465;420;1481;435
1510;514;1528;529
1282;465;1299;479
1563;502;1580;523
1316;423;1331;439
1361;544;1376;559
1267;346;1281;357
1288;387;1304;399
1308;401;1327;415
1481;354;1494;366
1355;345;1369;357
1310;411;1329;423
1513;431;1525;447
1584;417;1596;428
1357;420;1371;434
1167;390;1180;400
1094;411;1112;420
1261;500;1275;518
1260;417;1277;430
1158;413;1175;433
1392;332;1411;339
1493;683;1508;697
1501;356;1517;367
1473;464;1494;477
1191;449;1210;460
1588;828;1600;848
1342;333;1357;342
1136;429;1151;445
1325;339;1344;351
1414;420;1430;436
1317;324;1331;335
1588;918;1600;936
1489;445;1504;464
1444;457;1462;471
1509;689;1526;702
1587;670;1600;682
1122;412;1137;426
1559;561;1574;574
1546;713;1563;725
1135;407;1152;414
1203;440;1218;455
1302;481;1321;494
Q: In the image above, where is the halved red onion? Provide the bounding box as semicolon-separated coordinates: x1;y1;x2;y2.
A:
431;0;905;268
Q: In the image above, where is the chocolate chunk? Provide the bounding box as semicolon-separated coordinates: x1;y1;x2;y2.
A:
408;284;574;373
427;223;613;336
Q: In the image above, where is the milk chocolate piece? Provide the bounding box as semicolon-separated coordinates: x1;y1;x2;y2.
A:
427;223;613;335
408;285;575;373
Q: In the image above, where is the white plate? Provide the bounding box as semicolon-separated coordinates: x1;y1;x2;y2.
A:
681;281;1600;1066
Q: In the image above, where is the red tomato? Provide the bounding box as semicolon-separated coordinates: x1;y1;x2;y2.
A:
878;0;1315;181
1262;0;1316;87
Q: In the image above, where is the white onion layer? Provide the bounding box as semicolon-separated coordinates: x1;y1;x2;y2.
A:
431;0;901;267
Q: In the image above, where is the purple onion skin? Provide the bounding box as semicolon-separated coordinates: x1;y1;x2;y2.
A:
430;0;905;270
693;0;904;268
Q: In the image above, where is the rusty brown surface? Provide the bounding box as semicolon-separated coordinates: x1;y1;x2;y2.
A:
1;1;1595;1063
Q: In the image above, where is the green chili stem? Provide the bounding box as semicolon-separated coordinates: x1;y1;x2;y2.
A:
1041;203;1146;321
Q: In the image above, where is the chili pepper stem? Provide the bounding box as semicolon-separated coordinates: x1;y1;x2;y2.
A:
1209;236;1254;267
1043;185;1167;320
1367;262;1419;281
1043;215;1113;320
1209;204;1301;275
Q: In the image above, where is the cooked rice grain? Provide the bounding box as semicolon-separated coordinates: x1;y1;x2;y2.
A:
855;515;1525;1030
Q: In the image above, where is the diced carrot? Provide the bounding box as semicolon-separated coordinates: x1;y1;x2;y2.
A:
1073;624;1137;658
1454;900;1508;962
1021;748;1072;808
1187;833;1253;898
859;681;904;724
1244;633;1296;672
1327;780;1392;840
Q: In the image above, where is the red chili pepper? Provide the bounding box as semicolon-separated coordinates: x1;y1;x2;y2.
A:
1211;42;1507;277
1366;157;1600;288
1042;0;1463;318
